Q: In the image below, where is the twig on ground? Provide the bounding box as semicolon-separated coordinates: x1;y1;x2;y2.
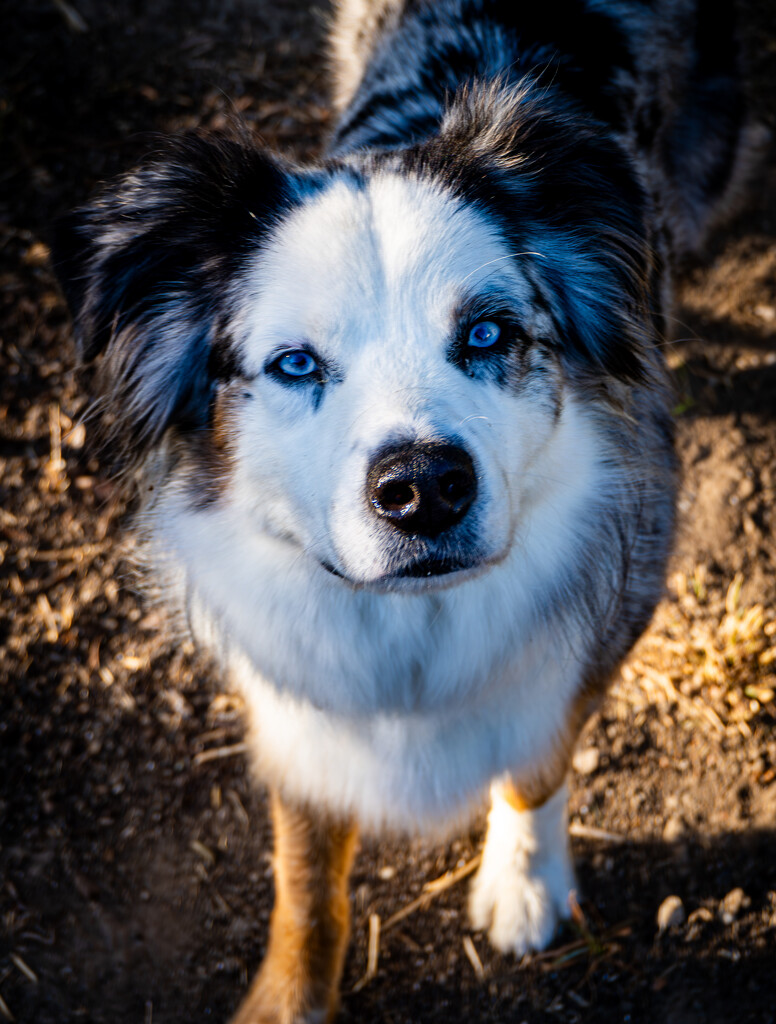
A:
531;922;632;971
9;955;36;985
352;913;381;992
462;935;485;979
30;542;111;562
193;742;250;766
0;989;14;1022
569;823;627;844
382;855;481;933
53;0;88;33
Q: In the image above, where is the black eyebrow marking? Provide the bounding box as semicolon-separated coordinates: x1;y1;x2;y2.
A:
446;289;534;385
451;288;533;343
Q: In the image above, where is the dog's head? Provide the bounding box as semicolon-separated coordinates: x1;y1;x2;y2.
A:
54;83;657;591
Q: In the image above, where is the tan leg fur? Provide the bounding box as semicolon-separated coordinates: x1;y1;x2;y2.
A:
230;792;358;1024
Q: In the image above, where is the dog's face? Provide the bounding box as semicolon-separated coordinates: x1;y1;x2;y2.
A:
53;86;653;592
230;170;568;587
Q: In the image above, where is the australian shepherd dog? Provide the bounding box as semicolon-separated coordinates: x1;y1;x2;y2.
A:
53;0;757;1020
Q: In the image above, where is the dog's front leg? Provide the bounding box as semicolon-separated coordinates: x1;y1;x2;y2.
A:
231;791;358;1024
470;689;600;955
469;774;575;956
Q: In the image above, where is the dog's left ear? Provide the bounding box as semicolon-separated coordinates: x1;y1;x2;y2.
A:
52;132;303;471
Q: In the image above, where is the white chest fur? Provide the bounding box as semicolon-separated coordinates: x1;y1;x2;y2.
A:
150;488;592;832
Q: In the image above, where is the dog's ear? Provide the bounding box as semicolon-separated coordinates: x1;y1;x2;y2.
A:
52;133;301;470
410;82;656;384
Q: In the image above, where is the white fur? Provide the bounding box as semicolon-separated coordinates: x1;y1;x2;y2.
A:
229;173;562;584
154;383;605;827
143;174;622;831
469;780;575;953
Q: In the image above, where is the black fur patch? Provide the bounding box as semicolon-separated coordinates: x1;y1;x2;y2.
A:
395;84;653;384
332;0;634;153
52;132;319;472
662;0;744;209
481;0;634;125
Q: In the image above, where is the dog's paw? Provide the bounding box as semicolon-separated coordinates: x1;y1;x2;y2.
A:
229;965;335;1024
468;845;570;954
469;780;575;956
230;988;332;1024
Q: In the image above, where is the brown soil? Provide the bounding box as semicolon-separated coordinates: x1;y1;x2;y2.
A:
1;2;775;1022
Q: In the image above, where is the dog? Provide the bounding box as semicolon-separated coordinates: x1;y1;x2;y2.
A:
52;0;756;1020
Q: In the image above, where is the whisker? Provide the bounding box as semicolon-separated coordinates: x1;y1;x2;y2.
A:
457;414;492;427
460;250;547;285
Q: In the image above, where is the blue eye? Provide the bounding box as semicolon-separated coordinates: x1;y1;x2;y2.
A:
468;321;501;348
276;350;319;378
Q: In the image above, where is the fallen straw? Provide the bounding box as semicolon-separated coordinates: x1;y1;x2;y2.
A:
352;913;381;992
381;855;481;932
193;742;250;766
352;854;482;992
569;823;627;844
462;935;485;979
0;989;14;1023
9;954;37;985
629;660;725;734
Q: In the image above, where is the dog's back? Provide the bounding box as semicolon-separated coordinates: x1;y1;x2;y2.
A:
330;0;756;256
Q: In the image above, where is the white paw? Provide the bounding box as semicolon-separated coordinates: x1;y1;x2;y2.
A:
469;849;562;954
469;781;575;956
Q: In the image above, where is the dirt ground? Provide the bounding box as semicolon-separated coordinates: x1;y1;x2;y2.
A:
1;1;775;1022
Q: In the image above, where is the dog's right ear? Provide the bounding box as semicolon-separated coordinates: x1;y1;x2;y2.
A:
52;132;305;471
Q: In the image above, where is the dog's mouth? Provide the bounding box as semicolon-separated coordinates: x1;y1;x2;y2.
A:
319;554;486;588
393;556;472;579
320;560;347;579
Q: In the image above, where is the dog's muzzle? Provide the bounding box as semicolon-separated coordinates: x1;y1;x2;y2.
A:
366;441;477;538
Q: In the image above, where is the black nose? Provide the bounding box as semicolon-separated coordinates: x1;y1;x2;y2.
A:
366;442;477;538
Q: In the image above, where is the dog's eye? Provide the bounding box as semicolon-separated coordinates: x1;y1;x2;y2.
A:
467;321;501;348
275;350;319;378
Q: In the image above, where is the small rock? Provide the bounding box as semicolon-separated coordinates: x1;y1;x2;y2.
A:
657;895;685;933
662;814;685;843
685;907;713;942
23;240;51;267
687;907;713;926
610;736;626;760
737;476;755;500
572;746;600;775
719;887;749;925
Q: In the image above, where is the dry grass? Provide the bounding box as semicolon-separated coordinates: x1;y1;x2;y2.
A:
616;568;776;744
